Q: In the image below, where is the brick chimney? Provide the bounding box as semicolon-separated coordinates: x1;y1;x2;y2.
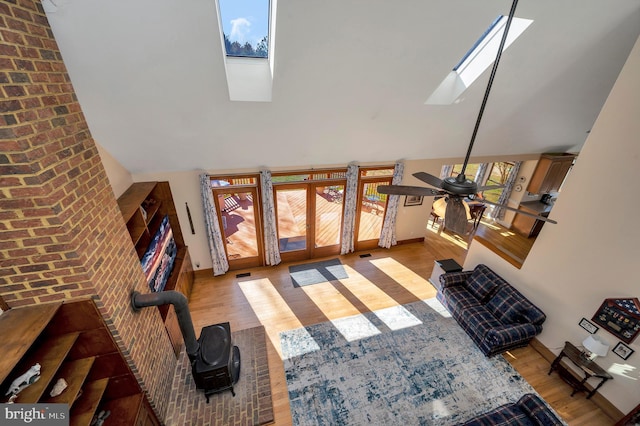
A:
0;0;175;417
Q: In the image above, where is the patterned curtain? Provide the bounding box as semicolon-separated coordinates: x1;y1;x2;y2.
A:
440;164;453;179
340;163;359;254
199;174;229;276
474;163;490;186
260;170;281;266
492;161;521;220
378;161;404;248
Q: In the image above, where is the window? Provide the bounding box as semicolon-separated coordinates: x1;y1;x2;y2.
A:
425;15;533;105
447;162;512;203
216;0;277;101
219;0;270;58
482;162;513;203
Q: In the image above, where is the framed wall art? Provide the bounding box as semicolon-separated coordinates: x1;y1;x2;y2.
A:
404;195;423;207
592;298;640;344
613;342;634;360
579;317;598;334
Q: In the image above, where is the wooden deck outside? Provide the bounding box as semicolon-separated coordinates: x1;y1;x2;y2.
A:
222;188;384;261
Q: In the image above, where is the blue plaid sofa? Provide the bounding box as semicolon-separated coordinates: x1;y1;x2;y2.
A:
460;393;564;425
437;264;546;357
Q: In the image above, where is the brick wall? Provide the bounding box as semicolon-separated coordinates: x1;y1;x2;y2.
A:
0;0;175;419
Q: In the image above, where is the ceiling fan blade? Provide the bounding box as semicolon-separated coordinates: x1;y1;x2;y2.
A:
412;172;443;189
481;199;558;224
444;197;470;234
476;184;505;192
377;185;442;197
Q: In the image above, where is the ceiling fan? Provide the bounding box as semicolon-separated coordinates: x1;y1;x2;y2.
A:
378;0;557;235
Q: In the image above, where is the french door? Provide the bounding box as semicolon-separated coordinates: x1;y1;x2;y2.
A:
354;173;392;251
211;177;264;270
274;181;345;262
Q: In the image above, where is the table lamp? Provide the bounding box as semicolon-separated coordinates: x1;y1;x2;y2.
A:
582;335;610;360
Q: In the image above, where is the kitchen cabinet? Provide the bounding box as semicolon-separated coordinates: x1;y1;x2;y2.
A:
0;299;160;425
527;153;577;194
117;181;193;357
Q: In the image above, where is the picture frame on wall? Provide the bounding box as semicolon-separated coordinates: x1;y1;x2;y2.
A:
579;317;599;334
592;298;640;344
613;341;634;360
404;195;423;207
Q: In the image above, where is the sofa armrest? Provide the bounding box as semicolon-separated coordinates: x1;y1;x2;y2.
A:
518;393;565;426
485;323;539;348
439;271;473;289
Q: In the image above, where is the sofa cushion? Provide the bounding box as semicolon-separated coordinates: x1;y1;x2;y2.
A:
442;285;481;312
486;286;546;326
518;394;564;426
462;402;535;426
455;304;503;345
465;264;505;302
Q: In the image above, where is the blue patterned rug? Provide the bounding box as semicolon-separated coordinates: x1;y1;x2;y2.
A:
280;298;541;425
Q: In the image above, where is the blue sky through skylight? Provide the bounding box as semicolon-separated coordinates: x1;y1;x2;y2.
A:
219;0;269;57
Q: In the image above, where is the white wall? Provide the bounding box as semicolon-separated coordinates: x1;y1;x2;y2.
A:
465;36;640;413
96;142;133;199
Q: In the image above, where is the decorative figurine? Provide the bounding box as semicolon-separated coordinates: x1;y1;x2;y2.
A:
90;410;111;426
49;378;68;397
5;363;41;396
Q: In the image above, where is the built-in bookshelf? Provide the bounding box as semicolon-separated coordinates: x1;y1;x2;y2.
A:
0;299;160;425
117;181;194;357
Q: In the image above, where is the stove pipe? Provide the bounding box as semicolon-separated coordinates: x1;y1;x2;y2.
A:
131;290;200;360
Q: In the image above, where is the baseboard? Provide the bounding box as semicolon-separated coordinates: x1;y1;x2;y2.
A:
194;268;214;280
529;338;624;421
397;237;425;245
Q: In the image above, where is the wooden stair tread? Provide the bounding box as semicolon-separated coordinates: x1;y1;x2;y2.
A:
0;302;62;384
11;332;80;403
100;394;143;426
69;378;109;426
42;356;96;405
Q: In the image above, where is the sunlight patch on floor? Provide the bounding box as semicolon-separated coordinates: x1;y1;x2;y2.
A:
301;282;362;321
369;257;436;300
430;399;451;419
423;297;452;318
374;304;423;330
426;225;469;249
331;314;381;342
339;265;401;311
238;278;305;358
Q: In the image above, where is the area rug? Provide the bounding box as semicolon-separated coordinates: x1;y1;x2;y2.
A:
280;298;551;426
289;258;348;287
165;326;273;426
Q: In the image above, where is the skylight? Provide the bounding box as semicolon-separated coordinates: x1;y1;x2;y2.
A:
219;0;270;58
425;15;533;105
215;0;277;102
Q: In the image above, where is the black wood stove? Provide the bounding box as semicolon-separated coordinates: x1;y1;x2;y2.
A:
131;291;240;401
192;321;241;401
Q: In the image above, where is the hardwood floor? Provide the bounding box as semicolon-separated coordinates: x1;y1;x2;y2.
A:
189;240;615;425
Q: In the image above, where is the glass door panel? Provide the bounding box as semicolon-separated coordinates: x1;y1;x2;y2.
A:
276;187;308;253
215;188;262;269
356;181;389;249
314;184;344;255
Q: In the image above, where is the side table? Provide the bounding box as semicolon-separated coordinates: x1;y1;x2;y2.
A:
429;259;463;290
548;341;613;399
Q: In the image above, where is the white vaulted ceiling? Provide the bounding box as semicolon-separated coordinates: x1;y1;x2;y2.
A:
45;0;640;174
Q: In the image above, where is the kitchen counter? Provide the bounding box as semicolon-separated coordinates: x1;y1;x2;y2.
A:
511;201;553;238
518;200;554;215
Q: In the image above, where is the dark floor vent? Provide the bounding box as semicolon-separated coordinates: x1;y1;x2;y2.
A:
236;272;251;278
359;253;372;258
